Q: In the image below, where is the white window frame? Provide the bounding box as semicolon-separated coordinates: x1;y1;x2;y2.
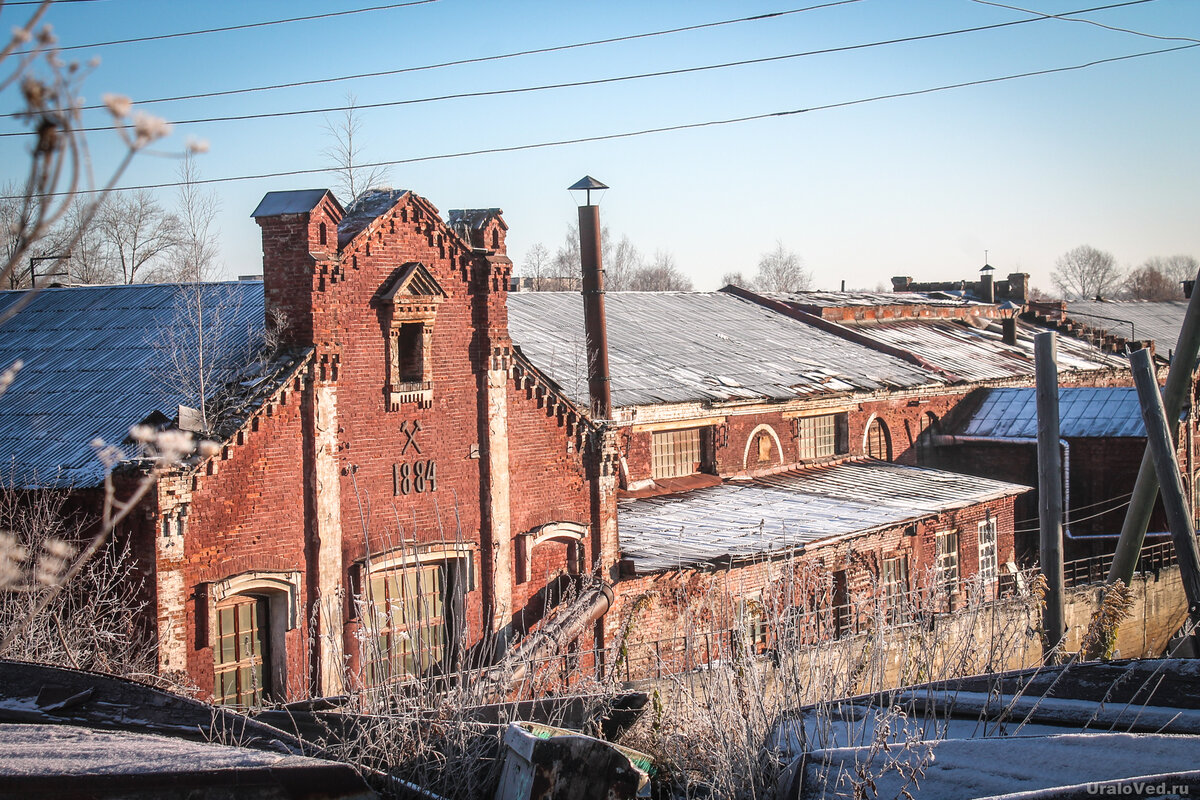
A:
935;529;960;593
882;555;909;622
651;427;703;479
978;518;998;584
797;414;840;460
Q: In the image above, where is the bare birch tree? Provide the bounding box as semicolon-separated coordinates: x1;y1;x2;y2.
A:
323;94;391;203
753;240;811;292
520;242;551;290
163;153;220;283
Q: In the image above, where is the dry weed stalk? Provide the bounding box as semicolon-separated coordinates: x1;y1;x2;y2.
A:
0;426;216;659
614;552;1043;798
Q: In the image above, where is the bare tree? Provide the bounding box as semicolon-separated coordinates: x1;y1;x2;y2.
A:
1051;245;1122;301
160;154;220;283
549;224;648;291
323;94;390;204
754;240;811;292
96;190;181;284
605;234;641;291
720;271;752;289
519;242;551;291
1123;264;1178;301
48;198;116;284
1143;254;1198;288
0;488;153;675
0;7;178;306
628;251;693;291
551;223;582;278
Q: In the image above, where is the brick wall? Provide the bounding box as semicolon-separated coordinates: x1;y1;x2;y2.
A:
610;497;1017;654
151;189;605;700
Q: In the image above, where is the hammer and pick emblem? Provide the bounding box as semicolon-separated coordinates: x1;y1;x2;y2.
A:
400;420;424;455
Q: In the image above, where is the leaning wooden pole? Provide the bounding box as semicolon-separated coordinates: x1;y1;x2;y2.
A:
1129;347;1200;641
1109;266;1200;585
1036;332;1066;658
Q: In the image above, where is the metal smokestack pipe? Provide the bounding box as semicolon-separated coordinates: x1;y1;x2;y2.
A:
573;177;612;420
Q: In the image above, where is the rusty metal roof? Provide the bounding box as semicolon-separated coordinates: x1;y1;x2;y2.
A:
955;387;1145;439
506;292;940;409
618;460;1029;573
780;290;986;308
0;282;268;488
1067;300;1189;352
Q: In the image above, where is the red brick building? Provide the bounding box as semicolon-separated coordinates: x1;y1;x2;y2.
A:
0;193;1170;702
0;188;619;704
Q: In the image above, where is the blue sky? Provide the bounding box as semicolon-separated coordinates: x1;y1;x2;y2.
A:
2;0;1198;293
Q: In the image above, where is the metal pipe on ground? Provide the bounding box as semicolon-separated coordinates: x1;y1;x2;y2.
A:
481;583;615;689
1110;264;1200;586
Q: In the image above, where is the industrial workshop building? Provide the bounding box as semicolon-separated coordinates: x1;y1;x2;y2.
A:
0;187;1168;703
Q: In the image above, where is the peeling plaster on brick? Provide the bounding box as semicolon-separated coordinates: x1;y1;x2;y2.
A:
312;381;344;697
485;365;513;642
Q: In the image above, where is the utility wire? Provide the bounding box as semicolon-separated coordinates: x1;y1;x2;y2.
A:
1012;497;1135;534
6;0;1160;138
974;0;1200;44
1013;490;1134;527
65;1;862;114
8;41;1196;200
17;0;439;54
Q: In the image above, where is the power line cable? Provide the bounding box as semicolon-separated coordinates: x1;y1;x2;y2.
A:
973;0;1200;44
1013;490;1134;527
1012;497;1135;534
66;1;863;114
7;41;1196;200
18;1;439;55
8;0;1160;138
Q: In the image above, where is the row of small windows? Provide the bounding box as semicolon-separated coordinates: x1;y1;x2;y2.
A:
649;412;910;480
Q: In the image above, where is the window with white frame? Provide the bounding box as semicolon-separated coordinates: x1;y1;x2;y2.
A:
882;555;909;623
935;529;960;593
978;518;998;584
651;427;704;479
797;414;844;460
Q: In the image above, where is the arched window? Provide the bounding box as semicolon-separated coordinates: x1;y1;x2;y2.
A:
866;417;892;461
918;412;940;465
318;222;327;246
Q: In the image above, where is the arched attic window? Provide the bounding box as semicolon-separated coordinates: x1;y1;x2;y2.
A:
377;262;447;409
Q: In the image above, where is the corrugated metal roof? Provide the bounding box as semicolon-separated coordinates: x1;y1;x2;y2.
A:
1067;300;1189;352
840;318;1124;382
506;292;940;409
0;282;268;488
955;387;1146;439
618;460;1029;573
250;189;335;218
